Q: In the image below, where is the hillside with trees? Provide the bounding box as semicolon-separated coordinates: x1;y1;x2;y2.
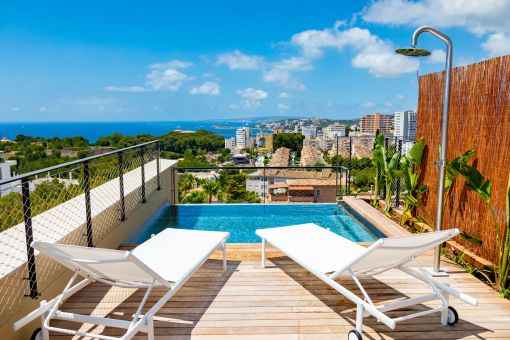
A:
1;130;225;176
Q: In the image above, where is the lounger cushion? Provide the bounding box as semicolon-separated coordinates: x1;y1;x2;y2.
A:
130;228;229;283
34;228;229;284
256;223;366;275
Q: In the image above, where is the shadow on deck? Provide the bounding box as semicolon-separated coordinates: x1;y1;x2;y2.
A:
50;243;507;339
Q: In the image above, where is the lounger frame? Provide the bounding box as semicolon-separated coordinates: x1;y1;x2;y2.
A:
13;240;228;340
260;233;478;336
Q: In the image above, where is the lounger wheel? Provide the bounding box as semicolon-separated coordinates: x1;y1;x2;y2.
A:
348;329;362;340
30;328;42;340
447;306;459;325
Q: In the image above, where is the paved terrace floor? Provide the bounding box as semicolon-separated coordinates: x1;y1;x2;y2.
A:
52;243;510;340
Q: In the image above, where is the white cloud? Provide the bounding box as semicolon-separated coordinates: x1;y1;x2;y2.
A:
229;100;261;109
98;107;106;112
262;69;306;90
39;107;46;112
290;24;418;78
118;108;123;112
236;88;268;100
202;72;214;78
278;103;291;110
145;68;193;91
360;102;375;108
215;50;264;70
481;32;510;57
189;82;220;95
327;103;332;107
10;107;19;111
362;0;510;36
426;49;447;64
153;106;159;110
384;102;393;107
277;92;292;98
272;57;313;71
105;86;147;92
148;60;193;69
394;94;404;99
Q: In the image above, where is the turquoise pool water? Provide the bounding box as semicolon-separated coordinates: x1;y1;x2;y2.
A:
134;203;385;243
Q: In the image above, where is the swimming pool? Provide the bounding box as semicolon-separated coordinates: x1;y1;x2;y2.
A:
132;203;385;243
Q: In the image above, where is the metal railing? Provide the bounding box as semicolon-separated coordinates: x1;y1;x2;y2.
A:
173;165;349;205
0;141;161;328
330;135;416;207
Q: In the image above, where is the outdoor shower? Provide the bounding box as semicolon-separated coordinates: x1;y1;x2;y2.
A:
396;26;453;276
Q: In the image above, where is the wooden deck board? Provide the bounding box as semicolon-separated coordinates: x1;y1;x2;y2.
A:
51;244;510;339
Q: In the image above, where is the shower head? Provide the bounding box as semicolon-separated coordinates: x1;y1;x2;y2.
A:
395;48;431;57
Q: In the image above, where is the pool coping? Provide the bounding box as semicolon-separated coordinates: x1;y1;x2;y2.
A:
125;200;169;243
343;196;411;238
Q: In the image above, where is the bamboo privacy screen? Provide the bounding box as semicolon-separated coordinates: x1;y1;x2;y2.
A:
417;55;510;262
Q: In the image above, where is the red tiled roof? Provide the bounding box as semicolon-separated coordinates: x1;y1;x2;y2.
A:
269;184;289;189
288;186;314;190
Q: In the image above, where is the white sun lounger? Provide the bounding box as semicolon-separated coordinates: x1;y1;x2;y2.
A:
13;228;229;340
256;223;478;340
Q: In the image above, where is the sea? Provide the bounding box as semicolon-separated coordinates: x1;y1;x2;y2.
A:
1;121;272;143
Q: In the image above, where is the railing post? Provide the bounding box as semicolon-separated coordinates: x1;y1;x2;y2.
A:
141;146;146;203
395;140;403;207
156;141;161;191
335;137;339;195
349;136;352;194
118;152;126;222
83;161;93;247
21;178;39;299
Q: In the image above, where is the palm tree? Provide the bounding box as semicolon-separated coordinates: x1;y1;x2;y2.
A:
181;173;196;190
182;191;207;204
202;181;220;204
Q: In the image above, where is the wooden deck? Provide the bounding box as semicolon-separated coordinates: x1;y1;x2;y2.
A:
52;243;510;339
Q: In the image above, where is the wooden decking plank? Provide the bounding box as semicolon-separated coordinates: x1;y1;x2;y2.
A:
50;243;510;339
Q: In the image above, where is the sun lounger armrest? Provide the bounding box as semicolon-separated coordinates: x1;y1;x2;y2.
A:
329;239;385;279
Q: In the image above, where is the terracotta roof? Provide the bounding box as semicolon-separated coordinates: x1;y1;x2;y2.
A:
287;179;338;186
300;146;322;166
288;186;314;190
256;169;332;179
269;183;289;189
270;147;290;167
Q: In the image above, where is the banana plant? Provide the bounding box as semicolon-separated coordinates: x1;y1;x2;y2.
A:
453;162;510;296
372;130;404;216
443;149;475;212
401;185;435;231
399;137;425;225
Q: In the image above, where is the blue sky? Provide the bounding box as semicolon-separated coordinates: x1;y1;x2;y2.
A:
1;0;509;121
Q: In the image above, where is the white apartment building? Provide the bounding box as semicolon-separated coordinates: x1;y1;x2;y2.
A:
302;125;317;139
393;110;417;140
325;123;345;137
236;127;252;148
0;157;17;197
225;137;236;150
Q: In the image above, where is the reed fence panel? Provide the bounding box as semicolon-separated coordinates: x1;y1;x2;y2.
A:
417;55;510;262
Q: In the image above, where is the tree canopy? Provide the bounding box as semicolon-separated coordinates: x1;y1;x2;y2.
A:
273;133;305;151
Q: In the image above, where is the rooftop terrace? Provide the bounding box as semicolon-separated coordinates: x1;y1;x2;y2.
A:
48;243;509;339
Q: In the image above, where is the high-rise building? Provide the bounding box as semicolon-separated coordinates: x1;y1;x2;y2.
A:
360;112;391;135
236;127;252;148
225;137;236;150
393;110;417;140
302;125;317;139
325;123;345;137
265;133;275;150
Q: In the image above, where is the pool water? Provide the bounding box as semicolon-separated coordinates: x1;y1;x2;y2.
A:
134;203;385;243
